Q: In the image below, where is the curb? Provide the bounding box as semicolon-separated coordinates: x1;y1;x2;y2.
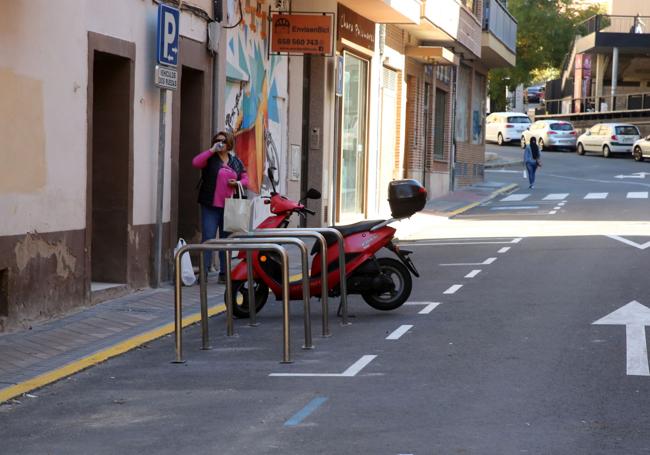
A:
447;183;519;218
484;160;523;169
0;303;227;404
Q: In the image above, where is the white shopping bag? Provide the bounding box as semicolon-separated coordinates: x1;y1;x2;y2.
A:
224;182;253;233
174;238;196;286
523;168;528;179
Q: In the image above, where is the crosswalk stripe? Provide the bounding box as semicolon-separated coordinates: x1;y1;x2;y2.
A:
584;192;608;199
627;192;648;199
501;194;530;202
543;193;569;200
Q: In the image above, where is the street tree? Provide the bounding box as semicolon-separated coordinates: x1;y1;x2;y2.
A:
488;0;603;111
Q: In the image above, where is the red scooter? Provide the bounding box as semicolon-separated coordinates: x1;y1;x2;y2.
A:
228;168;427;318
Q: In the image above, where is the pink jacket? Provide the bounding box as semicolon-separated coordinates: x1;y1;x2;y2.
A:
192;150;250;208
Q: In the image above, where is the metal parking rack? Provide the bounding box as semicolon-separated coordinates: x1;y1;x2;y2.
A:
257;228;349;325
229;230;331;336
204;237;312;349
173;241;293;363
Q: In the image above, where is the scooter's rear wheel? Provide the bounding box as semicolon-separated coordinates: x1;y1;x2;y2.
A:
229;280;269;319
362;257;412;311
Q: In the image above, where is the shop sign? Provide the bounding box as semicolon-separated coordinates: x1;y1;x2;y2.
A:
270;13;334;56
337;4;375;51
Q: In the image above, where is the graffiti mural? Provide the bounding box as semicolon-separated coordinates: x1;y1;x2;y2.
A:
225;0;287;195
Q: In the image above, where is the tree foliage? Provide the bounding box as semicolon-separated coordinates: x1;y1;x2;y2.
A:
488;0;603;110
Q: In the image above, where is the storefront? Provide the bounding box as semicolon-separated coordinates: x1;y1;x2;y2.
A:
336;4;375;221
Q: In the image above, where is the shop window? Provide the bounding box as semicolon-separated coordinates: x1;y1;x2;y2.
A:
434;89;447;160
340;53;369;216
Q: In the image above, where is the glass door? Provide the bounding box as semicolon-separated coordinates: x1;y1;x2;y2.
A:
340;52;369;217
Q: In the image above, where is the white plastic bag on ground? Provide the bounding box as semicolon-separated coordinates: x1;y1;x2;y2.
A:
174;238;196;286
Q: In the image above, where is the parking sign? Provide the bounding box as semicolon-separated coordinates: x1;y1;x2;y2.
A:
157;4;179;66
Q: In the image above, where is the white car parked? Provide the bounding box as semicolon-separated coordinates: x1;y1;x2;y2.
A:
486;112;531;146
632;135;650;161
521;120;577;151
576;123;641;158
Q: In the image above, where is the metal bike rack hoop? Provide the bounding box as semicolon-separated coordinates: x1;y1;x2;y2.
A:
174;242;291;363
207;237;312;350
231;230;330;337
259;228;349;325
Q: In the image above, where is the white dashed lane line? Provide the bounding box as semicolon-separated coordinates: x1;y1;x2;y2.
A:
405;302;441;314
498;247;510;253
465;269;481;278
443;284;463;295
386;325;413;340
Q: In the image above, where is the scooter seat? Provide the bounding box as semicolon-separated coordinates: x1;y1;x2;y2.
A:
311;220;384;254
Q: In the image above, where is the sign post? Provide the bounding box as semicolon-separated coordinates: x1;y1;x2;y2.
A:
153;3;180;288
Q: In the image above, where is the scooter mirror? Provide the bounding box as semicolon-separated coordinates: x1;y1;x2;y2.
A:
305;188;321;200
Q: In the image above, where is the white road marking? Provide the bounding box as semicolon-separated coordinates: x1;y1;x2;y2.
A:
512;238;523;243
269;355;377;377
443;284;463;295
465;269;482;278
593;301;650;376
558;202;567;206
549;210;557;215
501;194;530;202
606;235;650;250
491;206;539;211
440;257;497;266
543;193;569;200
553;206;561;210
585;192;608;199
498;247;510;253
400;240;519;247
386;325;413;340
627;192;648;199
405;302;441;314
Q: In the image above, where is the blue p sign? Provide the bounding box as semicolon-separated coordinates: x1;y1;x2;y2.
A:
157;4;180;66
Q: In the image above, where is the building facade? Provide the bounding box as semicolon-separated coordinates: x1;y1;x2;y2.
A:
0;0;515;332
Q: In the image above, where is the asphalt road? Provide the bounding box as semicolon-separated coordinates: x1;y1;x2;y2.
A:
1;145;650;454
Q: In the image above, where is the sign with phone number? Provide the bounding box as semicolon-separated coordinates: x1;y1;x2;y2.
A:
270;13;334;56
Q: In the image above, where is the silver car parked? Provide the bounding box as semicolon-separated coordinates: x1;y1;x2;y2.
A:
632;134;650;161
521;120;577;151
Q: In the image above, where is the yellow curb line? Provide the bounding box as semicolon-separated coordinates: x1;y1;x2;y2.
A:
0;303;227;404
447;183;519;218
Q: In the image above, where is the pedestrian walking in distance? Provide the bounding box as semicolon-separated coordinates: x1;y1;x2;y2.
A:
192;131;249;283
523;136;542;189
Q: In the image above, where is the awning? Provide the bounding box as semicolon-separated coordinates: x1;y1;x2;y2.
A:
337;0;421;24
405;46;458;65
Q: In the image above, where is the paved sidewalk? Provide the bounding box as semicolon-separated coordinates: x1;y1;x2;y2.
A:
423;180;518;217
0;281;227;403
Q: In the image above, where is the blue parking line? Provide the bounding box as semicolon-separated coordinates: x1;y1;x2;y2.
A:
284;396;328;427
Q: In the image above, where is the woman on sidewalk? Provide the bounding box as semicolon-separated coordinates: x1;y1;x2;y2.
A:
523;136;542;189
192;131;249;283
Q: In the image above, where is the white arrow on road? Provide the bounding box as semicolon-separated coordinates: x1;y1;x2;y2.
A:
593;301;650;376
614;172;650;179
605;235;650;250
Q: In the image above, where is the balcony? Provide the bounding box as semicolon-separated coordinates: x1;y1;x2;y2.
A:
337;0;421;24
403;0;482;59
481;0;516;68
575;15;650;54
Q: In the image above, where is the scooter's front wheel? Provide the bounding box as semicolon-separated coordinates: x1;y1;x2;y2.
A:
229;280;270;318
362;257;412;311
